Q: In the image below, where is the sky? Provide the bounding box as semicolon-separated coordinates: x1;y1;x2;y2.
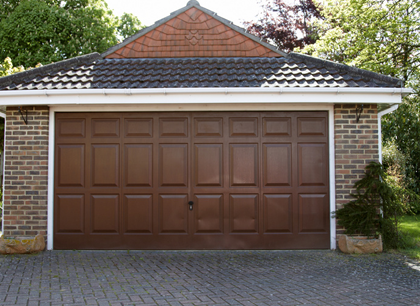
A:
105;0;263;27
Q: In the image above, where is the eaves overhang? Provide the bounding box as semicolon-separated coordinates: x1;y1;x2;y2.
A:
0;87;411;113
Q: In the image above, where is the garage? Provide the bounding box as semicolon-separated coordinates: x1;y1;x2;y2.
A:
54;111;330;249
0;0;404;251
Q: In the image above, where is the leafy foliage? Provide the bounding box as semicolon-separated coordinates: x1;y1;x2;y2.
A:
116;13;145;40
298;0;420;193
382;93;420;194
300;0;420;83
0;0;144;67
334;162;420;248
244;0;323;52
334;197;380;238
0;57;24;77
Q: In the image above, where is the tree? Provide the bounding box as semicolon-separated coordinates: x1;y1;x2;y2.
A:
300;0;420;83
0;57;24;77
0;0;94;20
0;0;144;67
382;94;420;194
116;13;145;40
299;0;420;194
244;0;323;52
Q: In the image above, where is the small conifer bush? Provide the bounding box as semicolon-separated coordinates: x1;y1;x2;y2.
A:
334;162;420;249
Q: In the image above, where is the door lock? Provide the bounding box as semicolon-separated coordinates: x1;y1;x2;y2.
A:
188;201;194;211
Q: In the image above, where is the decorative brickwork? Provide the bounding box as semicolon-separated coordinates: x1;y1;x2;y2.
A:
334;104;379;235
3;106;49;240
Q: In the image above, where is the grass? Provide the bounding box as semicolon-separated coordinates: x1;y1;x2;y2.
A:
398;215;420;260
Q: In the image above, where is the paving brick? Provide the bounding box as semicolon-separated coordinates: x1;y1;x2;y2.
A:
0;250;419;305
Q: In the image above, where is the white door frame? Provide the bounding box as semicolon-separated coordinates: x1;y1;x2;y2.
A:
47;102;336;250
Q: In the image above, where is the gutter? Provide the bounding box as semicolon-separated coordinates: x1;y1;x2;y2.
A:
0;87;413;98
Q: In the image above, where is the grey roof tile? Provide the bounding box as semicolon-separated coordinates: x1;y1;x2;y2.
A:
0;55;403;90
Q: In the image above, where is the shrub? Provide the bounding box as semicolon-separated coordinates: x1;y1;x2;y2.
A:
334;162;420;249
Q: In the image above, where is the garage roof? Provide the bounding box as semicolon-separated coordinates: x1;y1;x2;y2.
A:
0;53;403;91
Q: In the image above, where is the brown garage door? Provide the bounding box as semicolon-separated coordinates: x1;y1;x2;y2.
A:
54;112;330;249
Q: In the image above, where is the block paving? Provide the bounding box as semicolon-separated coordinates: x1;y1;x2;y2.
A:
0;250;419;305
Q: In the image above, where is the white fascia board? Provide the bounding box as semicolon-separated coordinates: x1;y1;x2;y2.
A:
0;87;412;97
0;87;410;106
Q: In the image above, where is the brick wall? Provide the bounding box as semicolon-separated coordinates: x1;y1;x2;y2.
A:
3;106;49;239
334;104;379;235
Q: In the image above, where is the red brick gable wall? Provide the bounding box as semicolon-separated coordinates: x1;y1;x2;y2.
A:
106;7;281;58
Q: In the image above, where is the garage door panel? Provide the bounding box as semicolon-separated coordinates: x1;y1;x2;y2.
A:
56;195;84;233
159;195;188;234
55;111;330;250
297;117;327;137
159;118;188;137
194;144;223;187
123;195;153;234
124;118;153;137
57;144;85;187
263;194;292;233
298;144;327;187
159;144;188;187
230;117;258;137
193;195;223;234
262;117;291;137
91;195;119;234
57;118;86;138
230;194;258;233
299;194;329;233
194;117;223;137
230;144;258;187
91;118;120;138
263;144;291;187
124;144;152;187
92;144;120;187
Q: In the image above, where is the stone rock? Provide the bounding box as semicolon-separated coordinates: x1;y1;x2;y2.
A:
0;234;45;254
338;235;383;254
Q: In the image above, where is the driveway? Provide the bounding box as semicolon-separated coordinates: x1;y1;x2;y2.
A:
0;250;419;305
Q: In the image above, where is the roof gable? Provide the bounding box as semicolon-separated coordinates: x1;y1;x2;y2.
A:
103;1;284;58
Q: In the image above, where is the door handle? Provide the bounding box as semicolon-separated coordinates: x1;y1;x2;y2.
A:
188;201;194;211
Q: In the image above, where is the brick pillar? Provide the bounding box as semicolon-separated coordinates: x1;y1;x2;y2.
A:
334;104;379;236
3;106;49;239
